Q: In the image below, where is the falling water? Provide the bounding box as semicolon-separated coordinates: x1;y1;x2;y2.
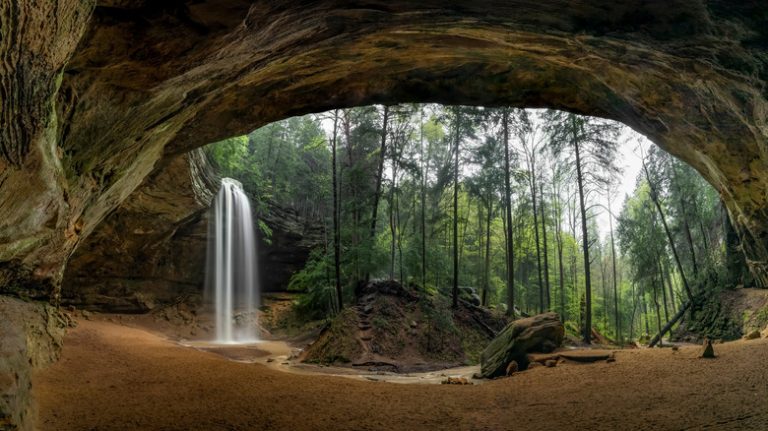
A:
206;178;260;344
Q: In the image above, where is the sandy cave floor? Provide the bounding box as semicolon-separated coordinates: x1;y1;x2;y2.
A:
33;319;768;431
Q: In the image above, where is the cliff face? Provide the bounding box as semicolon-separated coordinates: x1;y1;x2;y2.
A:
1;2;767;296
259;204;325;293
61;149;218;312
62;148;323;312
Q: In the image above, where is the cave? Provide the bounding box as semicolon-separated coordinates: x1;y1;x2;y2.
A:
1;1;768;430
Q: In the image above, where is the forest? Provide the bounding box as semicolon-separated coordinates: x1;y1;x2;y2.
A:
208;104;733;346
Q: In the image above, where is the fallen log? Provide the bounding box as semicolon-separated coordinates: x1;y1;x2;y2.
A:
648;301;691;348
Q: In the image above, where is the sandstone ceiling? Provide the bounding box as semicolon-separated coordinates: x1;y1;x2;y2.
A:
1;1;767;299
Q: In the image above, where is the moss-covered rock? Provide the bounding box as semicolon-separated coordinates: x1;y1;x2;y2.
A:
479;312;564;378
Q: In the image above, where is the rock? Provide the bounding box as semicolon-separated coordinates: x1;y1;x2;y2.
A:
479;312;564;378
743;330;761;340
2;0;768;318
606;357;616;363
545;359;557;368
409;320;418;328
527;362;543;369
266;358;274;363
505;361;518;376
81;310;92;320
559;350;613;363
700;338;716;359
441;377;472;385
0;297;68;431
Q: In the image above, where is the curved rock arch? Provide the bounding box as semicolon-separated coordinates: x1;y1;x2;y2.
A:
1;1;767;296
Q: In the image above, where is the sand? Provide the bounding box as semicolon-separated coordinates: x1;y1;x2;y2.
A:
33;319;768;430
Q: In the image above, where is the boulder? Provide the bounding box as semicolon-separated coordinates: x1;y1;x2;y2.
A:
743;329;761;340
479;312;564;378
505;361;518;376
700;338;716;359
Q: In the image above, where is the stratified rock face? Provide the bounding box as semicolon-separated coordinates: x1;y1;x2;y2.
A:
1;1;768;299
480;312;564;378
0;297;69;431
259;205;325;293
62;147;323;312
62;149;218;312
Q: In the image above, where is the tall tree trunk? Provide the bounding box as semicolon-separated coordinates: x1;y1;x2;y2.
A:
657;259;670;323
503;110;515;317
366;105;389;282
663;260;678;309
342;110;361;281
529;165;544;314
483;197;493;306
420;107;427;289
673;165;699;278
389;134;398;280
540;184;551;310
452;107;460;309
642;159;695;308
683;217;698;277
608;198;620;342
573;117;593;344
642;294;650;337
331;110;343;310
552;167;566;320
652;277;663;346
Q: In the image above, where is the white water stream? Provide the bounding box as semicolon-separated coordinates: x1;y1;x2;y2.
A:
206;178;260;344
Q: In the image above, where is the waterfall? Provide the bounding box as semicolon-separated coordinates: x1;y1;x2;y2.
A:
206;178;260;344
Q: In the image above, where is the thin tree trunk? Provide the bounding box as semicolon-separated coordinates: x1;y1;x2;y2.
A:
452;107;460;309
342;110;361;281
658;259;670;323
366;105;389;282
552;168;566;320
529;165;544;314
420;107;427;289
503;110;515;317
652;278;662;346
331;110;343;310
389;133;398;279
608;197;620;343
483;198;493;306
643;294;650;337
573;118;592;344
642;159;695;308
540;184;551;310
648;301;692;347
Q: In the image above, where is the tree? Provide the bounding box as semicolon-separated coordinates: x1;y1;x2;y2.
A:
330;109;343;310
366;105;390;282
545;111;621;344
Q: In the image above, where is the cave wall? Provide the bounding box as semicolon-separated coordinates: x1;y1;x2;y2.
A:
61;149;218;312
1;1;767;297
0;297;69;430
62;148;324;312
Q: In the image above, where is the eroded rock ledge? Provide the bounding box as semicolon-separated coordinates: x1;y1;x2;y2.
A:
62;148;324;312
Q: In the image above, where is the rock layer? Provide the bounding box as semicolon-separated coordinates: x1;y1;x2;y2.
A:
61;149;218;312
61;148;324;312
1;2;768;296
0;297;69;430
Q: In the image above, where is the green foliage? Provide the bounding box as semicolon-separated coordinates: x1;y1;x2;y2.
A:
288;249;338;320
207;103;728;344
